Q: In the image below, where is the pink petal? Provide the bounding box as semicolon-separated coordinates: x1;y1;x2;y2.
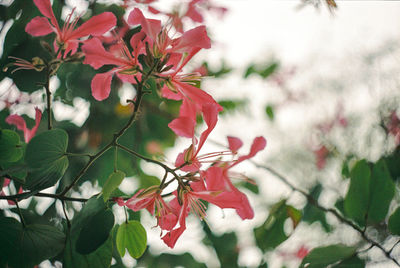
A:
248;136;267;158
186;1;204;23
91;72;113;101
195;103;219;155
6;114;27;133
3;178;11;187
179;98;197;120
172;26;211;53
227;136;243;153
33;0;60;31
161;225;186;248
234;191;254;220
25;16;54;36
158;212;178;231
24;107;42;143
234;136;267;167
161;85;182;101
82;38;128;69
175;150;201;173
174;80;222;114
168;116;195;138
129;31;146;52
64;40;79;57
203;166;225;191
69;12;116;40
128;8;161;42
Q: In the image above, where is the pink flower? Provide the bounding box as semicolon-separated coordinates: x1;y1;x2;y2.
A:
81;32;145;100
128;8;211;59
6;107;42;143
123;186;178;231
25;0;116;57
313;145;329;170
161;182;231;248
387;111;400;145
173;103;220;171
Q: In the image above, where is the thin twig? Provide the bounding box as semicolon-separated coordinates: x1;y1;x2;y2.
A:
252;161;400;267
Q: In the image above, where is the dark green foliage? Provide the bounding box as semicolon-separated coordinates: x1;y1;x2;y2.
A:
303;184;332;232
0;217;65;268
203;224;240;268
254;200;302;251
25;129;69;191
300;244;357;268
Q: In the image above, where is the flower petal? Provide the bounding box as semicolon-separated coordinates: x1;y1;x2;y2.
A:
233;136;267;167
33;0;60;31
172;26;211;53
196;103;219;155
227;136;243;153
128;8;161;42
161;225;186;248
25;16;54;36
69;12;116;40
91;72;113;101
82;38;128;69
6;114;27;133
168;116;195;138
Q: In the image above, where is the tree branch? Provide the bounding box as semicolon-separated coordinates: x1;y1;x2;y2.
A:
252;161;400;267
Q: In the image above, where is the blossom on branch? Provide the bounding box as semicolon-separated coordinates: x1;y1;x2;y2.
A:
26;0;116;57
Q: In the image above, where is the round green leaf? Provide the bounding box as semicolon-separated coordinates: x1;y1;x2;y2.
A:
76;209;115;255
389;207;400;235
25;129;68;167
102;170;125;202
25;129;69;191
116;220;147;259
300;244;357;268
20;224;65;267
0;129;23;163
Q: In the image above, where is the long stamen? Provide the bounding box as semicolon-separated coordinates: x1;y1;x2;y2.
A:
196;151;232;160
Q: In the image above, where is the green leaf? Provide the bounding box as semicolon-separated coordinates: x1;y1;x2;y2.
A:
260;62;279;79
344;160;371;225
64;197;113;268
25;129;69;190
367;159;395;223
20;224;66;266
0;129;23;163
300;244;357;268
265;105;274;121
303;184;332;232
72;197;107;234
116;220;147;259
64;233;113;268
0;217;23;267
254;200;296;251
334;255;365;268
102;171;125;202
203;224;239;268
76;209;115;255
287;205;302;228
388;207;400;235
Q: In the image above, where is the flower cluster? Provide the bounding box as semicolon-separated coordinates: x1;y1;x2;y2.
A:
19;0;266;249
